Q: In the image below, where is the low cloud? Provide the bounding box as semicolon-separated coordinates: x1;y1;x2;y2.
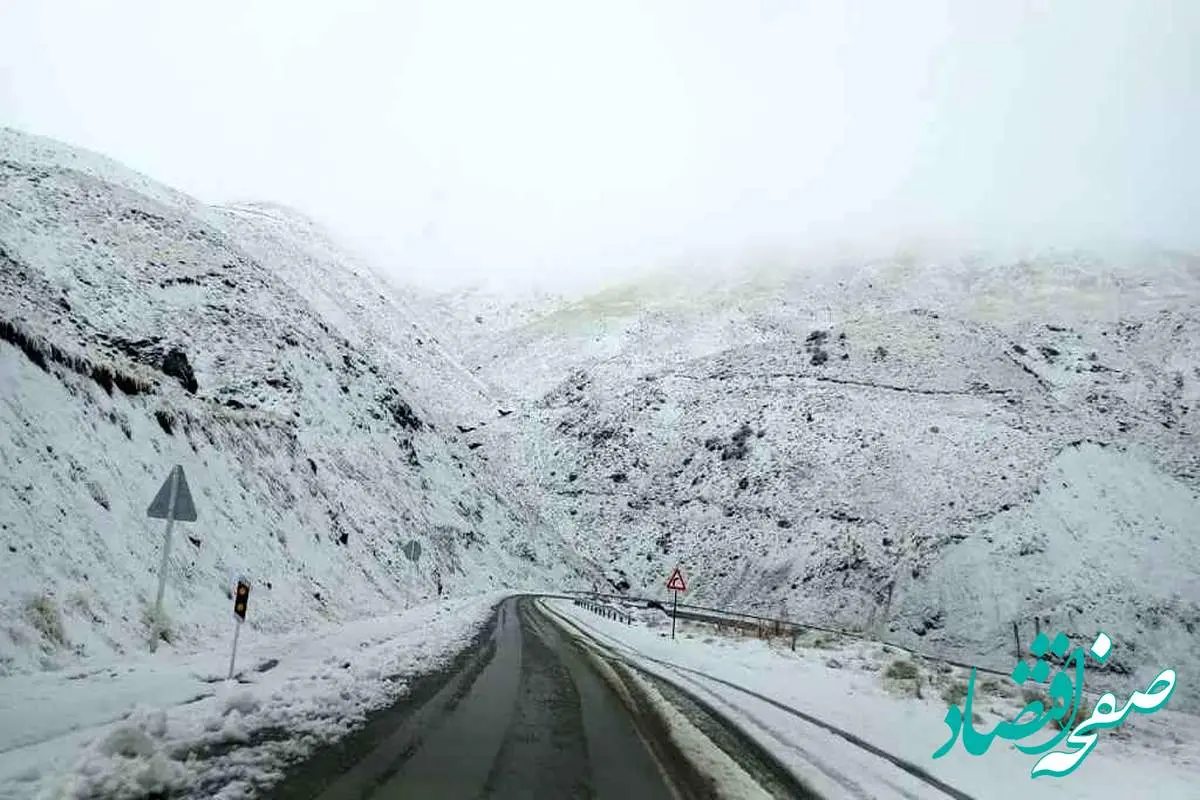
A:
2;0;1196;290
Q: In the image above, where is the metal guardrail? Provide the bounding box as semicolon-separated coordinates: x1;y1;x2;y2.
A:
570;596;634;625
562;589;1017;680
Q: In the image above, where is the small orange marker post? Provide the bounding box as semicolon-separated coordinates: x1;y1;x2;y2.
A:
228;578;251;680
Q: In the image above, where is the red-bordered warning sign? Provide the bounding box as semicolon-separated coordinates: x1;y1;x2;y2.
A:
666;566;687;592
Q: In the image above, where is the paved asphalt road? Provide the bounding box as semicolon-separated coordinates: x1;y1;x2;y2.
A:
272;596;756;800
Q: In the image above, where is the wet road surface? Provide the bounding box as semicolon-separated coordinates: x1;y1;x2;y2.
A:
272;597;680;800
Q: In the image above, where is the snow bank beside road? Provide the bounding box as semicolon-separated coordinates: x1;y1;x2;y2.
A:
548;599;1200;800
0;593;505;800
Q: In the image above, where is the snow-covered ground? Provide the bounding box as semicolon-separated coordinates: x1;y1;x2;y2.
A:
547;599;1200;799
0;592;506;800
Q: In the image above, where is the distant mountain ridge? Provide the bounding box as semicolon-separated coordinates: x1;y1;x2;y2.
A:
439;242;1200;709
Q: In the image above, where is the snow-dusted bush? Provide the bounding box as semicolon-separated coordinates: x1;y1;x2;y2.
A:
884;659;919;680
141;605;174;645
26;593;67;646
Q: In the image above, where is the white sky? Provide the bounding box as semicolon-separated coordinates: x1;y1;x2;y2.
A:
1;0;1197;289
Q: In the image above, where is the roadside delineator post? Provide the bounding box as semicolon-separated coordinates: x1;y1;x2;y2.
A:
228;578;251;680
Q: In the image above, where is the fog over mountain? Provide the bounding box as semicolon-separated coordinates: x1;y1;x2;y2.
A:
2;1;1196;290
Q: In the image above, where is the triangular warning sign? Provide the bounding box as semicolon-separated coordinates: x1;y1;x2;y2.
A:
147;465;197;522
666;566;687;592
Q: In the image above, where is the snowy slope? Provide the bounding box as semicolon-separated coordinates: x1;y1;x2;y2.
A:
432;248;1200;710
212;201;506;422
0;127;594;677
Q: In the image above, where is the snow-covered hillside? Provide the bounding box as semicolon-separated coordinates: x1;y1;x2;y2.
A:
439;248;1200;710
3;123;1197;719
0;127;593;676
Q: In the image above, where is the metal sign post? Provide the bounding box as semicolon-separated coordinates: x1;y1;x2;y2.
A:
147;465;198;652
228;621;242;680
402;539;422;564
228;578;251;680
402;539;422;603
150;473;179;652
672;591;678;639
666;566;687;640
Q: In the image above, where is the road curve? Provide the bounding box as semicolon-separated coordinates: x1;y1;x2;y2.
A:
271;597;696;799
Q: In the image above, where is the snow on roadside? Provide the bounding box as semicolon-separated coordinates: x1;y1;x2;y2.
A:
0;593;506;800
547;599;1200;800
620;666;773;800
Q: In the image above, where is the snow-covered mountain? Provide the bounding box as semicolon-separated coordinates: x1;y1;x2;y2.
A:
444;247;1200;710
3;124;1198;717
0;127;593;676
